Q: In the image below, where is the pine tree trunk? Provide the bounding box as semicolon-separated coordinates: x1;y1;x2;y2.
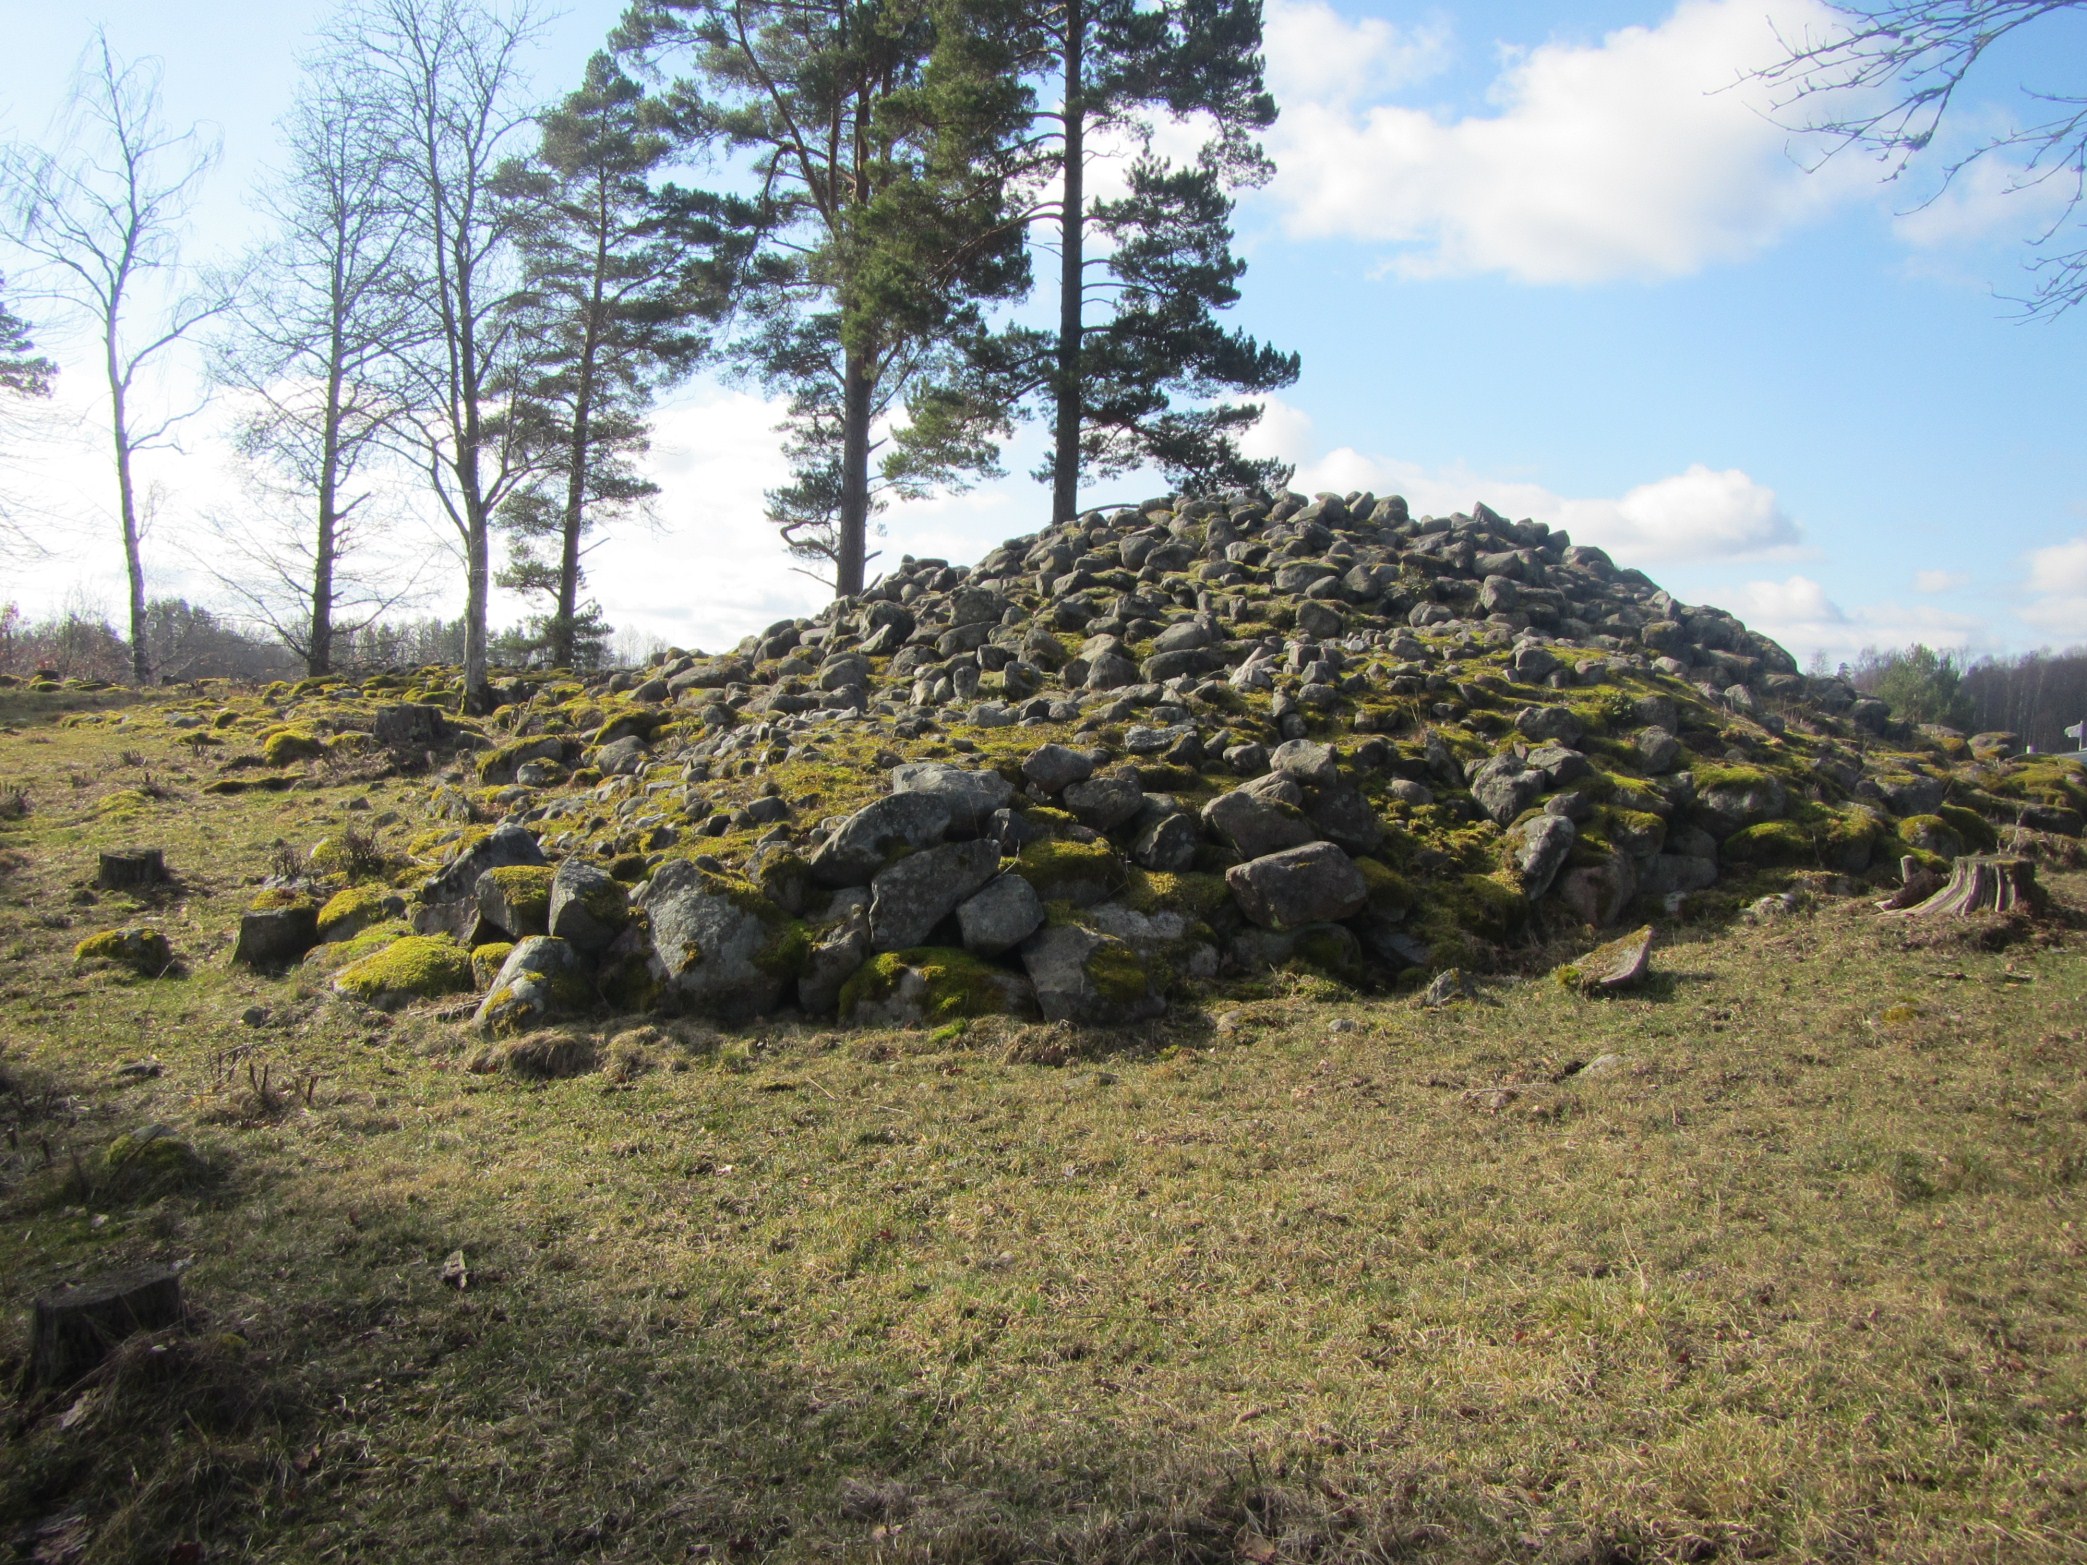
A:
837;344;872;598
1051;0;1085;528
462;497;490;711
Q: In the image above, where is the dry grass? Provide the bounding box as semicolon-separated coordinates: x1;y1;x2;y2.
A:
2;686;2086;1563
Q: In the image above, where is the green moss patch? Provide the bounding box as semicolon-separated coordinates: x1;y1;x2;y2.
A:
332;935;474;1008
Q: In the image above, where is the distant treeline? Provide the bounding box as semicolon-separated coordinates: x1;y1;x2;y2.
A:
1845;644;2087;754
0;600;662;682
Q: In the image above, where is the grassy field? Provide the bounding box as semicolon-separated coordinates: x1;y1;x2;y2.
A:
3;685;2086;1563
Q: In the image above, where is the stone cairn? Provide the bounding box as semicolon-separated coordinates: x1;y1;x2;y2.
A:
220;488;2079;1032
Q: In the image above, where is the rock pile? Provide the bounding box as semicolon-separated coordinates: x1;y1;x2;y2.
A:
192;486;2081;1033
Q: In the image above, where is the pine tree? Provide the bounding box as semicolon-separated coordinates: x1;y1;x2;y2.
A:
0;274;56;406
616;0;1032;596
497;52;745;666
896;0;1297;519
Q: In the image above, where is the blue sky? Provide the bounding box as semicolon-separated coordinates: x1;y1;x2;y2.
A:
4;0;2084;666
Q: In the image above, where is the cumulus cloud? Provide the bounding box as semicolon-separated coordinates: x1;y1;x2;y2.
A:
1262;0;1450;108
1559;465;1800;563
1728;574;1982;663
1264;0;1863;282
1246;398;1799;564
2023;535;2087;638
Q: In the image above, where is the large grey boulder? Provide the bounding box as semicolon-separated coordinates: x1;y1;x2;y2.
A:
797;898;871;1016
371;702;450;750
1636;727;1681;773
869;839;1002;951
1203;777;1319;858
476;866;550;938
232;905;318;969
475;936;588;1037
1694;771;1789;837
1639;853;1719;898
594;734;649;776
1302;780;1384;855
1269;739;1340;786
1063;773;1145;831
809;791;954;887
1557;857;1640;927
1019;924;1167;1025
546;860;630;954
1515;706;1585;745
887;762;1013;828
1226;842;1369;930
1021;743;1092;794
1504;814;1577;898
645;861;801;1023
1131;810;1200;872
1469;756;1546;825
955;874;1045;956
793;905;868;1018
422;822;545;904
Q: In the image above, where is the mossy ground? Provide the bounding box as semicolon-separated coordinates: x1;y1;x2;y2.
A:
4;687;2087;1562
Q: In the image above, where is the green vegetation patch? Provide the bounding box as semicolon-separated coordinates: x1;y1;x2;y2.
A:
316;884;395;941
1015;837;1126;903
72;927;174;976
262;728;326;766
332;935;474;1007
838;947;1012;1023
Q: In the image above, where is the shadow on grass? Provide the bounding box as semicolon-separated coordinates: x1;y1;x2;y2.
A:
0;1051;1487;1564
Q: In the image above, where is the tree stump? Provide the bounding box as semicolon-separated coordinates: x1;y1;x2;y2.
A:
96;848;167;891
29;1265;184;1387
1901;855;2043;918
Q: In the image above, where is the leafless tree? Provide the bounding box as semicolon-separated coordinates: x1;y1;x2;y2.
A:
332;0;546;711
1757;2;2087;317
0;33;229;681
212;73;425;676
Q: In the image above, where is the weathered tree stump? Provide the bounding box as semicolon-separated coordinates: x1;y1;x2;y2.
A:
29;1265;184;1386
96;848;167;891
1901;855;2043;918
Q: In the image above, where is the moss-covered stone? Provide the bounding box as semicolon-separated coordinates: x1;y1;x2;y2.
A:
72;927;174;976
102;1124;207;1197
1122;867;1231;921
1897;813;1965;860
471;941;516;987
839;947;1024;1026
316;883;397;941
1014;838;1126;906
332;935;474;1009
1936;803;1999;853
480;863;555;933
262;728;326;766
1354;857;1416;919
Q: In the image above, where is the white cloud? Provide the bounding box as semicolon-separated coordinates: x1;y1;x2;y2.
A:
1729;574;1981;663
1265;0;1863;282
1561;464;1800;563
1262;0;1450;108
1891;146;2080;252
1914;568;1969;594
2022;535;2087;638
1245;399;1798;564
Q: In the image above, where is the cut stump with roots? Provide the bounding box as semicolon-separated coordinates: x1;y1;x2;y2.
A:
1897;855;2043;918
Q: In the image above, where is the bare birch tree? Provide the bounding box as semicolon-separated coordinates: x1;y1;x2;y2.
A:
212;74;422;676
332;0;545;710
0;33;227;681
1758;2;2087;317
